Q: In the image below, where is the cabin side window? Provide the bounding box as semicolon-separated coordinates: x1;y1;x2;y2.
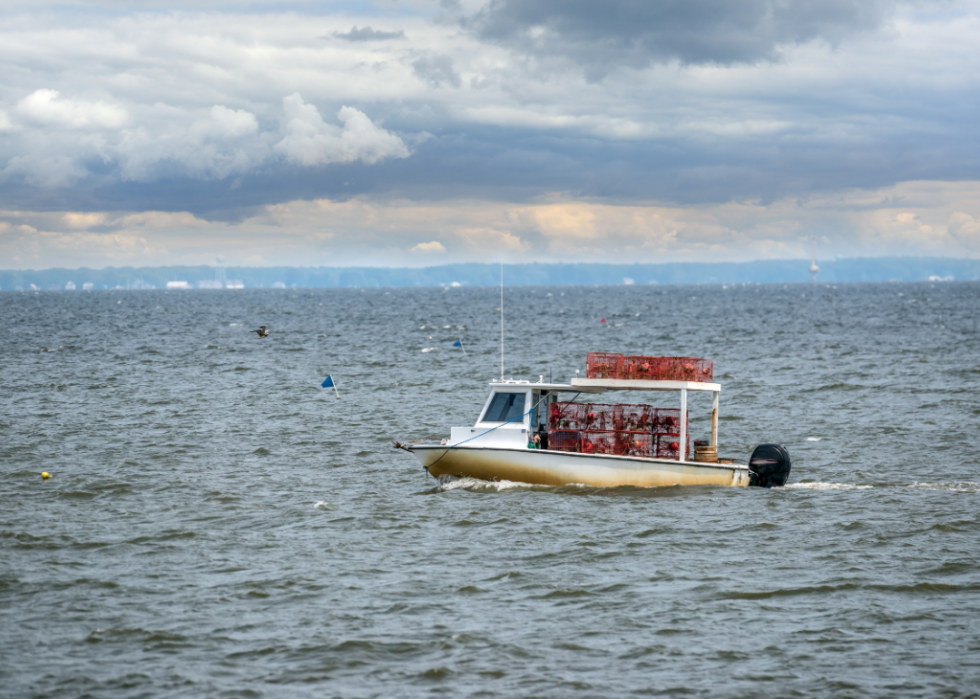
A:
482;392;526;423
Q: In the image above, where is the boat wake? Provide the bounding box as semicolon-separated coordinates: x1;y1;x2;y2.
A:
784;481;980;493
429;475;592;494
783;482;873;490
909;481;980;493
425;476;715;497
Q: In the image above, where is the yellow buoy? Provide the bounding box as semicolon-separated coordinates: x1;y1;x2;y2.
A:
41;472;51;480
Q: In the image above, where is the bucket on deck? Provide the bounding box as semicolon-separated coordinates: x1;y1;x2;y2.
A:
693;440;718;463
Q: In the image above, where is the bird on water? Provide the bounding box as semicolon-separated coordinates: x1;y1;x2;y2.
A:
254;326;270;338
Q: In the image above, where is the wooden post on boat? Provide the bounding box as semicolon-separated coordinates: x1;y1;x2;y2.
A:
711;390;719;448
680;387;688;461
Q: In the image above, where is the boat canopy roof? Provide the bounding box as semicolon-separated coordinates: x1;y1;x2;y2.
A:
488;378;606;393
487;378;720;394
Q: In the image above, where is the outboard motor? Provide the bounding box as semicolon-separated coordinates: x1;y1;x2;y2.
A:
748;444;791;488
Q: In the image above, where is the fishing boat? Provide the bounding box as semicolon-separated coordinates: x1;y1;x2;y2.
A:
397;353;791;489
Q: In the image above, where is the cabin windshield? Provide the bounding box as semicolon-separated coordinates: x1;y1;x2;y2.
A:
482;392;526;423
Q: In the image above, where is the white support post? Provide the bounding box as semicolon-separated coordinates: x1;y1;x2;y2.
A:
500;262;504;381
711;390;719;448
679;387;688;462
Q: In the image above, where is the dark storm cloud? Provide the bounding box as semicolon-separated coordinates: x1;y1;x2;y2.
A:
332;26;405;41
5;113;977;219
468;0;898;79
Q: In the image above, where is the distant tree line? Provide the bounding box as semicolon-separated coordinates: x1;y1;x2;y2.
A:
1;258;978;291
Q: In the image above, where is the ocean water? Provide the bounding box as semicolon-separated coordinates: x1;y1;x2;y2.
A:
2;282;979;698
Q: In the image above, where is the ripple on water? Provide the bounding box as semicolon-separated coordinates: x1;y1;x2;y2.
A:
3;284;980;699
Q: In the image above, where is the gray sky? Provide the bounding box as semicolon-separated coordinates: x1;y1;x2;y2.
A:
1;0;978;269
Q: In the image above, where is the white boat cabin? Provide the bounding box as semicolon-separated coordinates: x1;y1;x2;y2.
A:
448;380;596;449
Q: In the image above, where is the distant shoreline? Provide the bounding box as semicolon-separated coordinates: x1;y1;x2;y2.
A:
1;257;978;291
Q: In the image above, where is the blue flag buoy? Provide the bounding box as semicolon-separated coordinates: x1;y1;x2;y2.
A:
321;375;341;399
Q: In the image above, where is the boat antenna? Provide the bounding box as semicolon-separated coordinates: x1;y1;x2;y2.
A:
500;261;504;381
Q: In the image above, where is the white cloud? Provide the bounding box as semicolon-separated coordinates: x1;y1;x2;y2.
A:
411;240;447;253
2;179;980;268
274;94;410;166
0;3;978;266
1;155;88;188
114;104;270;181
15;89;128;129
57;95;413;184
456;227;531;253
518;204;597;240
62;213;107;229
191;106;259;140
948;211;980;249
413;54;462;88
112;211;211;229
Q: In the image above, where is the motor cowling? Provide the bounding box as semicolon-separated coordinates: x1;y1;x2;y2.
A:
748;443;791;488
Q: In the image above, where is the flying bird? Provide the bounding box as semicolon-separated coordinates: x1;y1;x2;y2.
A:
254;325;270;338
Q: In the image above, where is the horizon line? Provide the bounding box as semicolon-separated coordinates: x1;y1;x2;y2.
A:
4;254;978;274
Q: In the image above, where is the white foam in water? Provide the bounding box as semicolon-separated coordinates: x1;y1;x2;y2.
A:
421;347;436;353
437;476;526;491
786;482;980;493
909;482;980;493
313;501;332;509
806;437;822;442
784;482;873;490
436;476;591;492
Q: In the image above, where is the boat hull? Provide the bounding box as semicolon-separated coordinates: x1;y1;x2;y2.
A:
412;445;751;488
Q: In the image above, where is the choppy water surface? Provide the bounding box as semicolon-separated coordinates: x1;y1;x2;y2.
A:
2;282;979;698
